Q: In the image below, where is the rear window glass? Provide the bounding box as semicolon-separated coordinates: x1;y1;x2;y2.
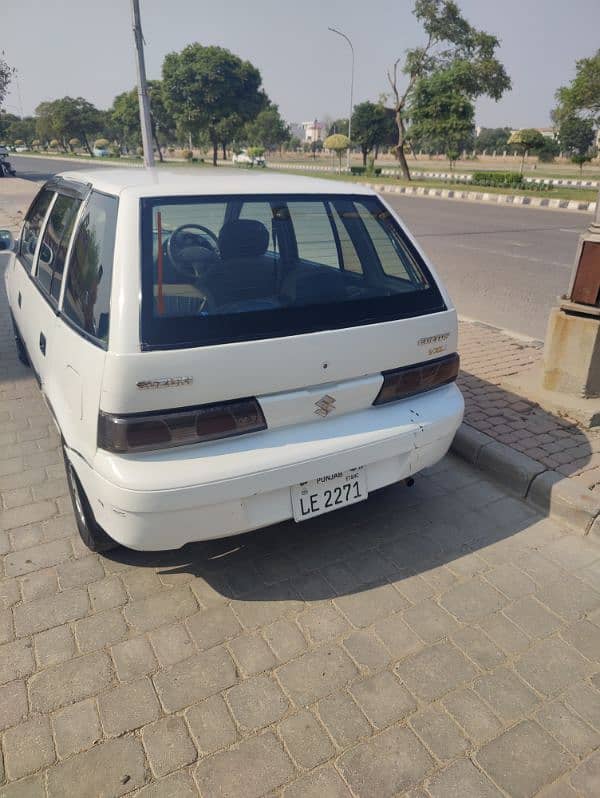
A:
140;193;445;350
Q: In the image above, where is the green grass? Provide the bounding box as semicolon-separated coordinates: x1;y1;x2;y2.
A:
266;166;598;203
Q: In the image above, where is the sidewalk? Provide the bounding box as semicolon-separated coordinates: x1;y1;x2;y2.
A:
455;321;600;533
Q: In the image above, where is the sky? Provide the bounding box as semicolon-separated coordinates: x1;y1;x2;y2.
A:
4;0;600;129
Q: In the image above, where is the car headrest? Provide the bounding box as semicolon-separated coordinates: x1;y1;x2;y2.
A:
218;220;269;260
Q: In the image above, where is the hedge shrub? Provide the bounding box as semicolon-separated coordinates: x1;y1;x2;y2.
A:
470;171;524;188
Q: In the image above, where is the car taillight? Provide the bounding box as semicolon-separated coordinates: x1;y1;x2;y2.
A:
98;398;267;453
373;353;460;406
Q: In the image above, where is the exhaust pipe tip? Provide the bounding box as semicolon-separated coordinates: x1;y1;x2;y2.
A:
404;477;415;488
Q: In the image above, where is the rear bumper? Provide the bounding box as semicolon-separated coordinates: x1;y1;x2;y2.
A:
70;384;463;550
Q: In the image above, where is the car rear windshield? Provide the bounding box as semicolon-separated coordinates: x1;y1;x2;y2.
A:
139;193;446;349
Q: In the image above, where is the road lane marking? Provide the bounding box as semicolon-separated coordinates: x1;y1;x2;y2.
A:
454;242;572;269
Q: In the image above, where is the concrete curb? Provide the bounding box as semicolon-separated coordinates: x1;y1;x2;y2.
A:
450;423;600;536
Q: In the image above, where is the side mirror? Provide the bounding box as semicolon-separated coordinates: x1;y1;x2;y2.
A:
0;230;15;252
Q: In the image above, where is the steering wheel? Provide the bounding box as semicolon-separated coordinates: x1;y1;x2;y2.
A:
166;224;220;282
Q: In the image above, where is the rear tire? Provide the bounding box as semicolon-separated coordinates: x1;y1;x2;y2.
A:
62;444;117;553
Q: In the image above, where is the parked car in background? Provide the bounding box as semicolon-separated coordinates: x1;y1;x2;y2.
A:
232;150;266;167
93;147;110;157
2;168;462;553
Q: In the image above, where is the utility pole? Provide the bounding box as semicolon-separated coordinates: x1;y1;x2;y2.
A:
328;27;354;171
131;0;155;167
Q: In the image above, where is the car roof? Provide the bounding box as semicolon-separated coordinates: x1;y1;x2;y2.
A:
54;167;377;199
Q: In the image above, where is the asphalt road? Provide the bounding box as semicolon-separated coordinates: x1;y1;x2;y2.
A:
9;155;591;339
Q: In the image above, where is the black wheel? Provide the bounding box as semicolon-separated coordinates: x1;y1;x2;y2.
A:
62;444;117;553
11;317;30;367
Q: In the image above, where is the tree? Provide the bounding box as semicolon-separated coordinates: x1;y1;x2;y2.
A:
0;53;15;110
245;105;289;153
408;66;475;166
110;81;174;160
327;118;349;137
554;49;600;125
559;115;594;155
324;133;350;172
351;102;393;166
162;43;268;166
508;129;546;175
5;116;36;145
475;127;511;153
35;97;102;155
387;0;510;180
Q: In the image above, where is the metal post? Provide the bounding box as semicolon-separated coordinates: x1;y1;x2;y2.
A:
328;27;354;171
131;0;155;168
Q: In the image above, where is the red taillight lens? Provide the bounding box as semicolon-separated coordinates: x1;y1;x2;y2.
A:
373;353;460;406
98;398;267;453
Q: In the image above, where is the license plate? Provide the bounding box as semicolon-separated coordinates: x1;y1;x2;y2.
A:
291;467;368;522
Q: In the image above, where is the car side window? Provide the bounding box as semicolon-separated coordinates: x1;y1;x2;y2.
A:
35;194;82;300
62;192;118;345
19;188;54;272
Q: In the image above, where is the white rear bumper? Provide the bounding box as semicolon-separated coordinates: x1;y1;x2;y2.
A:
69;384;463;550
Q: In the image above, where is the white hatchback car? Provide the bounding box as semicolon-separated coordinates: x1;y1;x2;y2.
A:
3;169;463;553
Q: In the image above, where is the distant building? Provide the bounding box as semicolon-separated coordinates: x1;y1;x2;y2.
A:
302;120;325;143
510;127;557;140
288;123;304;142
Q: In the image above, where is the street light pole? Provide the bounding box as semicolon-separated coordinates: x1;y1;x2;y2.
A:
131;0;155;168
328;27;354;171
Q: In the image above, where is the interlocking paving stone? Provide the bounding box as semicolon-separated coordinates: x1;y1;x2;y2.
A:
337;725;434;798
426;758;504;797
477;720;574;798
563;682;600;731
33;624;75;668
111;636;158;681
276;643;358;705
537;700;600;756
504;595;563;637
411;706;470;762
349;671;416;729
141;716;197;777
561;619;600;661
282;765;353;797
451;626;505;669
51;699;102;759
343;629;391;671
56;555;104;589
0;774;46;797
536;577;600;622
262;618;307;662
153;647;237;712
226;674;289;731
193;731;295;798
334;582;409;628
133;770;199;798
185;694;237;754
149;622;194;667
297;603;351;643
440;577;506;622
87;576;127;612
373;612;423;659
28;651;113;713
19;568;59;602
395;641;479;702
570;749;600;798
2;716;55;779
13;587;90;637
403;598;461;643
474;666;540;725
515;637;592;697
123;586;197;633
317;691;372;747
227;632;276;676
0;680;28;731
98;677;161;736
185;605;242;650
74;608;127;652
0;639;35;685
278;709;334;769
442;687;503;743
45;735;147;798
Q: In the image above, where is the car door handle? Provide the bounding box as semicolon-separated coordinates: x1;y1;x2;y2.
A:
39;332;46;356
18;291;22;308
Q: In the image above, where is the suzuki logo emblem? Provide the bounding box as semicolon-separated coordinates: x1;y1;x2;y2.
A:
314;394;336;417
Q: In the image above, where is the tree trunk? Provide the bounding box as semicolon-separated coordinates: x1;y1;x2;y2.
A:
520;150;525;176
393;109;411;180
362;149;367;167
212;139;218;167
152;130;163;162
222;143;227;160
82;133;93;157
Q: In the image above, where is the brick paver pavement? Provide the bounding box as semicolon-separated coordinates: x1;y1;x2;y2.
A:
2;181;600;796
